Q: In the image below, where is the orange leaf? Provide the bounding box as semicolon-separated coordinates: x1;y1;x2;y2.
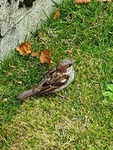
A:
40;50;52;65
16;42;32;55
30;52;39;57
53;8;60;20
74;0;90;4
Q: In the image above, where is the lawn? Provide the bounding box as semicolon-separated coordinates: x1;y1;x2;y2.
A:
0;0;113;149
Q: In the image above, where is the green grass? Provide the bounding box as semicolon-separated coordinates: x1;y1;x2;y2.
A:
0;0;113;149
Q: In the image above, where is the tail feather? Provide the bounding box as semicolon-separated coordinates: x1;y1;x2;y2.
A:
17;89;34;100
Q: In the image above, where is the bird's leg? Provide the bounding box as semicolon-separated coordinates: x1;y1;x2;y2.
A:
55;92;69;99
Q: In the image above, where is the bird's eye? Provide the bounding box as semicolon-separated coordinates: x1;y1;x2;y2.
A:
68;64;72;67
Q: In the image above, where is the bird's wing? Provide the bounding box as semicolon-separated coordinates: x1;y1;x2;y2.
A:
32;69;69;94
39;73;69;94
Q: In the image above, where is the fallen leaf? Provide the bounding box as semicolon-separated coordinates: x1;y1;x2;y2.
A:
16;42;32;55
8;72;13;76
74;0;90;4
53;8;60;20
17;81;23;84
30;52;39;57
40;50;52;65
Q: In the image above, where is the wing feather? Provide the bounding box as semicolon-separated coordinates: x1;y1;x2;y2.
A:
39;74;69;94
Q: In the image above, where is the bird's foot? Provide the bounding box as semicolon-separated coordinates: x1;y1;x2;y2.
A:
55;92;69;99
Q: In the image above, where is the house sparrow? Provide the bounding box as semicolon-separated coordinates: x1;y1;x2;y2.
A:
17;58;74;100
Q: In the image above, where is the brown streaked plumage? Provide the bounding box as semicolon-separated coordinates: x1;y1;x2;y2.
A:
17;58;74;100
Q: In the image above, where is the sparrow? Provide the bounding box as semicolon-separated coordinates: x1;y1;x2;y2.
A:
17;58;74;100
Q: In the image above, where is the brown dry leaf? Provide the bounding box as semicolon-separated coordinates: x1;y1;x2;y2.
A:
74;0;90;4
8;72;13;76
53;8;60;20
40;50;52;65
16;42;32;55
30;52;39;57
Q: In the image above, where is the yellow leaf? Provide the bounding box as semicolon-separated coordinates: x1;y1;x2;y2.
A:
16;42;32;55
40;50;52;65
53;8;60;20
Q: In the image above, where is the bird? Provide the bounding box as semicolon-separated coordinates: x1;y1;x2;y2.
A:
17;58;74;100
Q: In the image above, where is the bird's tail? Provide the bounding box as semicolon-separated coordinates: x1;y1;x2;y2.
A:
17;89;35;100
